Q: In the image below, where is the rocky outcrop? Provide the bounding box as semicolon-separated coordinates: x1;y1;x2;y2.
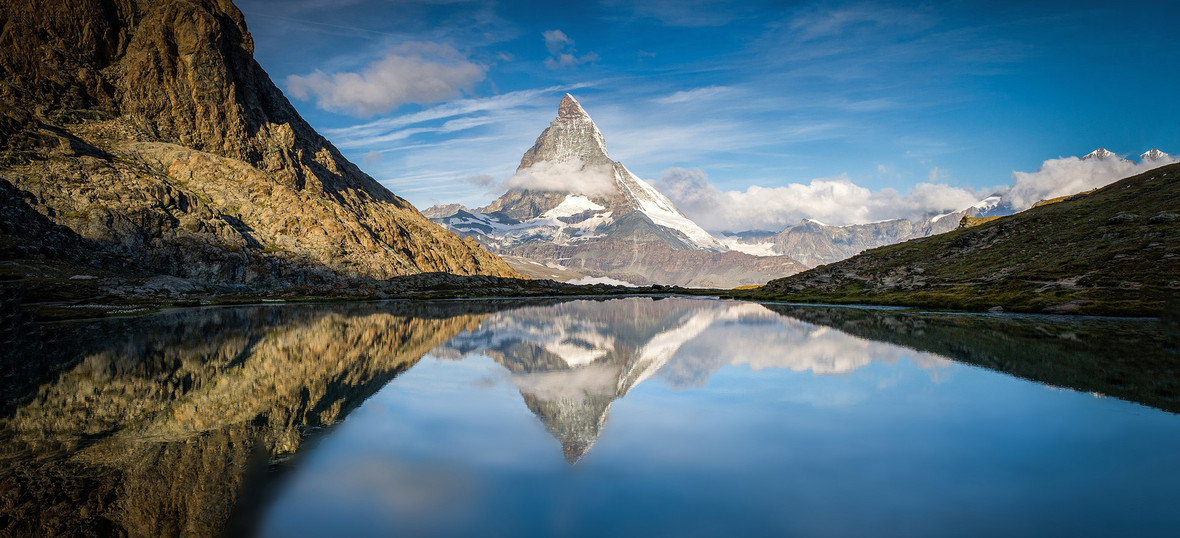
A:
0;0;519;286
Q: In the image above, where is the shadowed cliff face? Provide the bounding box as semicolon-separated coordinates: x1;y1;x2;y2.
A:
0;301;496;537
0;0;519;285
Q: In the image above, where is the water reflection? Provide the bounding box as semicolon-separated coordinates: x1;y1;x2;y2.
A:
763;303;1180;414
0;301;507;536
430;298;956;462
0;297;1176;536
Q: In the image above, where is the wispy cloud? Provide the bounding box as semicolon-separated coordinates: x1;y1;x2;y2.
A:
326;84;593;148
287;42;486;116
602;0;748;27
651;86;733;105
330;86;597;207
785;3;934;42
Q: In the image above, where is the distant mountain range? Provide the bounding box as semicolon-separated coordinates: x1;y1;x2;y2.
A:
747;162;1180;316
720;147;1176;267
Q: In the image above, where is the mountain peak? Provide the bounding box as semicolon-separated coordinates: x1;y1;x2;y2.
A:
1141;149;1171;162
1082;148;1122;161
558;93;591;121
518;93;610;171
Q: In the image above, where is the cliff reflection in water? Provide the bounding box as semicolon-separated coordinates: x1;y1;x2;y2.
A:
1;297;1174;536
0;301;500;537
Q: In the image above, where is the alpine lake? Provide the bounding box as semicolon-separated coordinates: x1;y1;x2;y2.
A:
2;296;1178;537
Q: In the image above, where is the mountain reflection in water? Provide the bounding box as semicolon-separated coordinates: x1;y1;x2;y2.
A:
1;297;1176;537
430;298;955;463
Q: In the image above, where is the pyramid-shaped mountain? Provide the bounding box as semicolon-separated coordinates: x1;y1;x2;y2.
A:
485;94;724;250
429;95;806;287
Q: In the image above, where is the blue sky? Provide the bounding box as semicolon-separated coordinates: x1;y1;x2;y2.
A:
237;0;1178;230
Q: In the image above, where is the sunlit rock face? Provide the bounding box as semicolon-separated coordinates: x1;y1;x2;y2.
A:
0;0;518;286
0;302;489;537
428;95;808;287
517;94;614;171
431;297;950;463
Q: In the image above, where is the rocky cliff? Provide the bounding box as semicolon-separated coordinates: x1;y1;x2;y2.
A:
0;0;518;288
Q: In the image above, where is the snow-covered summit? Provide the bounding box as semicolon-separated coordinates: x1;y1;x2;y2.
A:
1141;149;1171;162
492;94;725;251
1082;148;1124;161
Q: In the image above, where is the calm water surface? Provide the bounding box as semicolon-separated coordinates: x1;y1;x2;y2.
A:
1;297;1177;536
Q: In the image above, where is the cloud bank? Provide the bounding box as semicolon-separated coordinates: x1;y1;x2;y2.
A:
287;42;485;116
656;168;984;231
1004;154;1176;210
658;151;1177;232
503;159;617;196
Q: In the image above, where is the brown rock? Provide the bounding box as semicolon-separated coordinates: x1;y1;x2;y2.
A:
0;0;520;286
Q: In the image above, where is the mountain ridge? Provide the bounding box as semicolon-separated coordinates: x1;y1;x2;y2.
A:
0;0;519;290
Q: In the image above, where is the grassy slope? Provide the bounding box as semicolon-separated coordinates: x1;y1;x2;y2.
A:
740;163;1180;316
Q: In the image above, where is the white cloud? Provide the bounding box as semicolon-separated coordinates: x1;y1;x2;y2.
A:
286;42;486;116
324;84;592;147
542;29;572;55
1004;153;1177;210
656;168;983;231
651;86;733;105
545;52;601;69
503;159;617;196
541;30;598;69
655;150;1178;233
786;4;933;42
